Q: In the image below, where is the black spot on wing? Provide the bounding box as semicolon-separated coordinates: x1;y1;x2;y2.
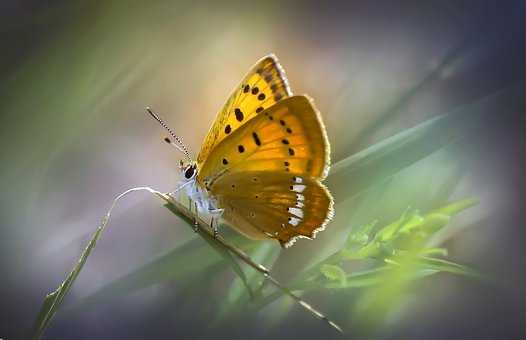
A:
252;132;261;146
235;108;244;122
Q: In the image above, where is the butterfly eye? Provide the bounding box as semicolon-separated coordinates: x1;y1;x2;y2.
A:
184;165;196;179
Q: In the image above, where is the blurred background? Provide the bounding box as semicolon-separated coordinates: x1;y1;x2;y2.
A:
1;0;526;339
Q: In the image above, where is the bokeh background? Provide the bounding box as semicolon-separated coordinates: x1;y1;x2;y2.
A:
1;1;526;339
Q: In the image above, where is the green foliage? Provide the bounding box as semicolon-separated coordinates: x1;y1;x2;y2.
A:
320;264;348;286
348;198;478;260
249;198;478;311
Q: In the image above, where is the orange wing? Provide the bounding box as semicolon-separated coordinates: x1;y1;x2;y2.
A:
197;54;291;167
197;96;332;247
197;96;330;186
212;171;333;247
195;56;333;247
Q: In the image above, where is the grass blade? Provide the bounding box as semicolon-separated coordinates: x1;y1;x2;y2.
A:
30;224;104;339
326;113;463;202
30;187;167;340
417;256;479;277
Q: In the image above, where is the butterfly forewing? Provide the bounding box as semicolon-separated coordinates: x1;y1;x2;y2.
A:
197;55;291;167
211;171;333;247
197;96;330;185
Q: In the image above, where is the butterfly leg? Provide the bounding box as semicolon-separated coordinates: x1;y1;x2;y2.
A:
193;201;199;232
208;208;224;238
185;197;198;232
210;217;218;238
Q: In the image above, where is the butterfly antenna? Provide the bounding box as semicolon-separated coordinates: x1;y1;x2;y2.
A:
146;107;192;161
164;137;188;155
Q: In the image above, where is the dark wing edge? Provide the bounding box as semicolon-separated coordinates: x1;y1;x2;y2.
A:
281;179;334;248
302;94;331;181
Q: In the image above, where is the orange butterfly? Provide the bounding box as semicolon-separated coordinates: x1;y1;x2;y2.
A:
149;54;333;248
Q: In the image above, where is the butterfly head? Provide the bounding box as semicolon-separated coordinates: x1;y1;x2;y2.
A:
179;159;198;181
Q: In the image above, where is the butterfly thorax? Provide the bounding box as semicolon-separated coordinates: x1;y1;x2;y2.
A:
178;161;222;217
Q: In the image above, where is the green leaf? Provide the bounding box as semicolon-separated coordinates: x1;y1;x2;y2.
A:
375;207;415;242
430;198;479;216
419;247;448;257
253;266;439;310
335;267;438;289
322;267;437;290
416;213;451;233
345;220;377;247
320;264;347;286
252;267;389;310
352;197;479;260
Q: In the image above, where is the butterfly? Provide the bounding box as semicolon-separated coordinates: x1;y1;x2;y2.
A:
149;54;333;248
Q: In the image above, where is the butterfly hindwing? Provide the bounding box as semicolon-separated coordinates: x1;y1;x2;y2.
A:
197;95;330;185
197;55;291;167
211;171;333;247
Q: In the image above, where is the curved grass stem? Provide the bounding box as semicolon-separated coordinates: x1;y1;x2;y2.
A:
30;186;343;340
